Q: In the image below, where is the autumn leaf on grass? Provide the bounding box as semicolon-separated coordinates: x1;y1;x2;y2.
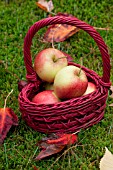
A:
0;108;18;144
99;147;113;170
35;133;77;160
18;80;28;92
109;85;113;107
43;13;80;42
109;86;113;98
109;103;113;107
0;90;18;144
36;0;54;12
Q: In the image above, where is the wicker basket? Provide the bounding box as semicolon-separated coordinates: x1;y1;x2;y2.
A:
18;16;111;134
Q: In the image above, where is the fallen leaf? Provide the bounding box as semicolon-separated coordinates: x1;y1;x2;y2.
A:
43;13;80;42
109;103;113;107
36;0;54;12
108;86;113;107
0;89;18;144
35;142;65;160
109;85;113;98
0;108;18;144
99;147;113;170
47;133;77;145
35;133;77;160
18;80;28;92
0;60;4;64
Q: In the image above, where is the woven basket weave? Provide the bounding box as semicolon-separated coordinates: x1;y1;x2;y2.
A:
18;16;111;134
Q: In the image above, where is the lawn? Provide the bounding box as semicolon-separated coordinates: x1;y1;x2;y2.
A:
0;0;113;170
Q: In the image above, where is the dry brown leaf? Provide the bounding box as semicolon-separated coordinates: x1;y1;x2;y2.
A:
109;103;113;107
99;147;113;170
0;60;4;64
109;85;113;107
36;0;54;12
43;13;80;42
110;85;113;98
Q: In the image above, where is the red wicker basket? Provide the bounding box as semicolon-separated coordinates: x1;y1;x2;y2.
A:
18;15;111;134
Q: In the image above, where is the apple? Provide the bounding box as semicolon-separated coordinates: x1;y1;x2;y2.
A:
83;82;96;95
34;48;68;83
54;65;88;99
32;90;60;104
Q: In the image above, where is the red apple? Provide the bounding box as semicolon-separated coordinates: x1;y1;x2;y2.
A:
83;82;96;95
34;48;68;83
32;90;60;104
54;65;88;99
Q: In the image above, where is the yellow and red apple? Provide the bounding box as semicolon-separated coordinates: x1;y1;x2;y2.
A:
83;82;96;95
34;48;68;83
54;65;88;99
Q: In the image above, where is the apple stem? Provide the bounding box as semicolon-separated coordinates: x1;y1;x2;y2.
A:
4;89;13;109
53;56;67;62
78;57;83;77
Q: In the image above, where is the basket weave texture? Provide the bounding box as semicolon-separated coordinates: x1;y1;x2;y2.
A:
18;16;111;134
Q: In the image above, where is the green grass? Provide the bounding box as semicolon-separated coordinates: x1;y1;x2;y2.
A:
0;0;113;169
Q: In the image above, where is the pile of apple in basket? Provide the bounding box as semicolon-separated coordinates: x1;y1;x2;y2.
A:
32;48;96;104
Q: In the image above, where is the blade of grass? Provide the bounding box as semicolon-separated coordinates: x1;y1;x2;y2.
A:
4;143;8;169
25;146;39;168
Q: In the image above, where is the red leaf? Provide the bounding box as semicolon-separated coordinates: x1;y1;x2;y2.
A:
18;80;28;92
43;13;80;42
47;133;78;145
0;108;18;144
35;143;65;160
35;133;77;160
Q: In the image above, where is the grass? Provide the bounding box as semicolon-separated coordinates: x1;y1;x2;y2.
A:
0;0;113;169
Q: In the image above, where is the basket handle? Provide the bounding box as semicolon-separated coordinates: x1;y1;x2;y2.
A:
24;16;110;83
